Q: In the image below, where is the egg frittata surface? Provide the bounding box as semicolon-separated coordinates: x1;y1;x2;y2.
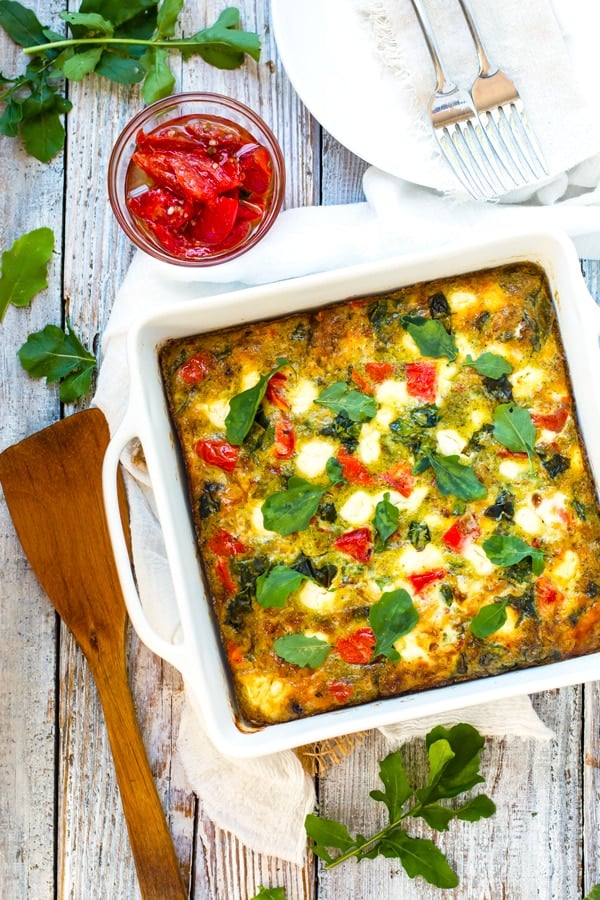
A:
159;263;600;726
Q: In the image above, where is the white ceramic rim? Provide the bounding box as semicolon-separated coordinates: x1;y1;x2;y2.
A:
103;226;600;757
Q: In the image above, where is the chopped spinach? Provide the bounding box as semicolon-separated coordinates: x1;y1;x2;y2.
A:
483;489;515;521
291;553;337;589
198;482;221;519
407;520;431;550
482;374;513;402
538;450;570;479
428;291;451;319
320;410;361;452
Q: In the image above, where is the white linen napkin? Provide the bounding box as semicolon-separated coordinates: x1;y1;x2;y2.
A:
93;0;600;866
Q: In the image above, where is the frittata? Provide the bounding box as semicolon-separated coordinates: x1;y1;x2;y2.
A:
159;262;600;726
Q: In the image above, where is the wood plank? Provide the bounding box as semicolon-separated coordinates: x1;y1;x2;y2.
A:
175;4;319;896
584;680;600;895
581;258;600;898
0;2;65;897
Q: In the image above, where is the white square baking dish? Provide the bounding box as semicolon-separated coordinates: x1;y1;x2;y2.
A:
103;227;600;757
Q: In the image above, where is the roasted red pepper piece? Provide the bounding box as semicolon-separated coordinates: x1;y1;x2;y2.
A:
127;186;195;230
381;461;415;497
207;529;248;557
195;438;239;472
365;361;395;383
179;351;214;384
183;119;246;153
239;145;272;193
406;360;437;402
531;400;570;433
333;527;373;563
350;369;372;394
442;515;480;552
265;371;290;410
273;418;295;459
327;680;355;702
408;568;447;593
187;194;239;244
335;627;376;664
214;557;237;594
336;447;375;486
535;576;564;609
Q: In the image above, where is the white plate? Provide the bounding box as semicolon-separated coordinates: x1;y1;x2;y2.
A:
271;0;442;188
271;0;600;191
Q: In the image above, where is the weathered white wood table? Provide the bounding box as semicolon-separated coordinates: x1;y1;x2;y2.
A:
1;2;599;898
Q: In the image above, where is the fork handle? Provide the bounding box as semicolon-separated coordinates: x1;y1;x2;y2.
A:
409;0;457;94
455;0;498;77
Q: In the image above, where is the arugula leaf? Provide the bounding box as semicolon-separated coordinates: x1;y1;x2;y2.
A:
0;227;54;322
369;588;418;660
0;0;47;46
182;7;261;69
18;320;96;401
225;358;289;445
414;452;487;501
305;723;495;889
374;492;399;548
155;0;184;38
400;315;458;361
469;598;510;638
314;381;377;422
304;815;358;864
493;403;536;469
273;633;330;668
0;1;261;159
261;476;329;536
382;831;459;889
369;750;413;821
482;534;545;576
256;565;307;608
60;46;104;80
141;46;175;103
249;888;286;900
464;352;513;379
60;11;114;35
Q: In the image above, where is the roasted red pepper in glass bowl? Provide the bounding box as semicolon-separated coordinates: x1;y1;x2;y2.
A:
108;93;285;266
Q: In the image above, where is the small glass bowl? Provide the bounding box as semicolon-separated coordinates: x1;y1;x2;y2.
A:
108;92;285;267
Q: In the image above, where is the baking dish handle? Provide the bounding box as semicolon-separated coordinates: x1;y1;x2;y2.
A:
102;418;189;675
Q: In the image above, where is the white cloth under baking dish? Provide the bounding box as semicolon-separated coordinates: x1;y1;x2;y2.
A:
93;0;600;866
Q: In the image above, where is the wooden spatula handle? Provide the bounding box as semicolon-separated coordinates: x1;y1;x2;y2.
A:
90;636;187;900
0;410;187;900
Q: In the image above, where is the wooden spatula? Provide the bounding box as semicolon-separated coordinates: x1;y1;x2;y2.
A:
0;407;187;900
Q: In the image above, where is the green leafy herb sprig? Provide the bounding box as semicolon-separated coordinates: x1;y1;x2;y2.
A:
305;723;495;890
0;226;53;322
0;0;261;161
249;887;286;900
18;320;97;402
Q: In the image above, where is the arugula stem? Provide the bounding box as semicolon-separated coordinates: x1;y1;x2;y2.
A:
23;37;223;54
325;816;408;869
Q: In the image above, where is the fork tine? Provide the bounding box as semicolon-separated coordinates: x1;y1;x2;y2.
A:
456;0;548;189
505;101;549;178
479;108;531;185
438;126;488;199
465;119;514;195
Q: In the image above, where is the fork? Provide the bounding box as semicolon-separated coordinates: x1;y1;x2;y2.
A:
409;0;508;200
456;0;549;184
